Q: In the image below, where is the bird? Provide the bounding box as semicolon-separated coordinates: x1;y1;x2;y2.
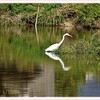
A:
45;33;72;52
45;52;71;71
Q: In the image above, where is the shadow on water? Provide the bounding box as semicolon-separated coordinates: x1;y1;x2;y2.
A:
0;25;100;97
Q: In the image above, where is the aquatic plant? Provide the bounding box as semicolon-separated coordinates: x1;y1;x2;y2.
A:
60;37;100;58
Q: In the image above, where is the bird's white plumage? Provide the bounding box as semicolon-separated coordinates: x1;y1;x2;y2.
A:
45;33;72;52
45;43;59;52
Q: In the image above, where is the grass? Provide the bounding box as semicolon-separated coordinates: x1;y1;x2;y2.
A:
55;37;100;58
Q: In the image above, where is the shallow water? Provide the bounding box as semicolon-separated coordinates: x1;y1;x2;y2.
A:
0;25;100;97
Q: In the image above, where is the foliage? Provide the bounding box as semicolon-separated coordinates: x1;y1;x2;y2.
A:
61;37;100;57
77;4;100;26
7;4;36;16
0;4;9;14
43;4;62;12
0;4;100;27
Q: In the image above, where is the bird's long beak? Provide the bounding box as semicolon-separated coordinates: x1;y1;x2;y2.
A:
68;34;72;37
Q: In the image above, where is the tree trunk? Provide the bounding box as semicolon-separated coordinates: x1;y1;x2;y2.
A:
35;6;40;44
35;6;39;27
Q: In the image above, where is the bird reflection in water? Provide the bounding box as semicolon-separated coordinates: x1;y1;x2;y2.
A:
45;52;70;71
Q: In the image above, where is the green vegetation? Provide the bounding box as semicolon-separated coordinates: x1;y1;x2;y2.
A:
0;4;100;28
56;36;100;58
0;4;100;65
0;4;100;97
72;38;100;56
77;4;100;27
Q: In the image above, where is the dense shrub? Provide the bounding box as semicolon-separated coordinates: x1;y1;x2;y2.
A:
0;4;100;27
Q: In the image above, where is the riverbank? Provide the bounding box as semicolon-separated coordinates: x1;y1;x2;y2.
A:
0;4;100;29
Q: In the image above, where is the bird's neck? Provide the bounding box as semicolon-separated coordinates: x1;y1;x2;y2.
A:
59;36;65;46
58;58;64;68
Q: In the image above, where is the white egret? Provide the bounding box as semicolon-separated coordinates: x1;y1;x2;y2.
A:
45;52;70;71
45;33;72;52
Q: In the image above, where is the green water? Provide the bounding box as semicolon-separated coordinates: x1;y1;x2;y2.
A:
0;25;100;97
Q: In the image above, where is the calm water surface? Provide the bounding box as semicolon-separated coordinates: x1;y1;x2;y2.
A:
0;25;100;97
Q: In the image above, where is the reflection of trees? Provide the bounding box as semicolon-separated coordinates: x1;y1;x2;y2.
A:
55;55;100;96
0;60;42;97
35;25;39;44
55;70;79;96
